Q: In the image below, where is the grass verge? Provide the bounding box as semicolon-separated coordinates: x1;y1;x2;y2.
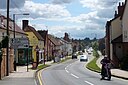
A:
86;57;101;73
59;57;71;63
37;64;51;70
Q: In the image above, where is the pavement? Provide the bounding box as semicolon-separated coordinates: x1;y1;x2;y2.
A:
0;60;54;85
0;54;128;85
96;51;128;80
0;65;37;85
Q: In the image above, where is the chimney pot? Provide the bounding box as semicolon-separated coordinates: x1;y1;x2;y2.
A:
119;2;121;6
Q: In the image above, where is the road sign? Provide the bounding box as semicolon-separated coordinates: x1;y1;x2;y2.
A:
11;37;29;49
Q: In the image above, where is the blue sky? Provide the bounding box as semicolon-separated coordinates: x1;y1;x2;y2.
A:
0;0;125;39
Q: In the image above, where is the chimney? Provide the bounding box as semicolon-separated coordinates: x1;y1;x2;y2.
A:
122;2;124;6
119;2;121;6
114;11;118;18
22;20;28;30
118;2;124;16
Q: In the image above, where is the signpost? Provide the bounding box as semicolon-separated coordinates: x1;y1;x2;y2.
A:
11;37;29;48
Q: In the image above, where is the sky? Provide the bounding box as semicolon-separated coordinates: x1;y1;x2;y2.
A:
0;0;125;39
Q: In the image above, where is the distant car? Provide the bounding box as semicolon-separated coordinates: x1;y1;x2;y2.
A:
72;53;77;59
87;47;93;54
88;50;92;55
80;55;88;62
79;51;83;55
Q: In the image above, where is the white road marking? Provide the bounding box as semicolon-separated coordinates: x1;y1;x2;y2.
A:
84;81;94;85
71;73;79;79
65;66;70;73
66;69;69;73
34;79;37;85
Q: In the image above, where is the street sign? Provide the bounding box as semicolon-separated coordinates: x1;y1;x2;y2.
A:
10;37;29;49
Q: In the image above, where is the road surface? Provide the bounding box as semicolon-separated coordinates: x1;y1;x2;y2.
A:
39;56;128;85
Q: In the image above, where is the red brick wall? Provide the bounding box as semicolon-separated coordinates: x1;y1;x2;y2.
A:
0;48;14;78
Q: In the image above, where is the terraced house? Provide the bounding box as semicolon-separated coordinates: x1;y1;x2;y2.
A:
22;20;44;67
105;0;128;70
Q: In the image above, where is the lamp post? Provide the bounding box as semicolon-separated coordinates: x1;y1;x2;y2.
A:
13;13;29;71
6;0;10;76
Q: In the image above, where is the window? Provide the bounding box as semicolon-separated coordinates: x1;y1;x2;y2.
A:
124;31;127;38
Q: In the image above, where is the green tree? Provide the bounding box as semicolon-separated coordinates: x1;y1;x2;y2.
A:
1;36;9;48
92;41;99;51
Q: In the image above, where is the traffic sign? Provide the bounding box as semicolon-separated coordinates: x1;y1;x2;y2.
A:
10;37;29;49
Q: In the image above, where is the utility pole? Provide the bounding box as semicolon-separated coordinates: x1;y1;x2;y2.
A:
6;0;10;76
13;14;16;71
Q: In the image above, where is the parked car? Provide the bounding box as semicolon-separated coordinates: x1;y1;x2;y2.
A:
72;53;77;59
80;55;88;62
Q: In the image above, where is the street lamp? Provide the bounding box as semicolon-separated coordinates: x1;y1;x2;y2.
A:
6;0;10;76
13;13;29;71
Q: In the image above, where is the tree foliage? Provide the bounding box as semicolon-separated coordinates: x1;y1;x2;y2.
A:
92;41;99;51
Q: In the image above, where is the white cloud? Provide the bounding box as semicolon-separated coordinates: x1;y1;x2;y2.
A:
0;0;125;39
22;0;108;39
24;1;71;18
47;25;105;39
80;0;125;18
52;0;74;4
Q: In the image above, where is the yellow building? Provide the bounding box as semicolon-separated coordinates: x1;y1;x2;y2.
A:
22;20;44;64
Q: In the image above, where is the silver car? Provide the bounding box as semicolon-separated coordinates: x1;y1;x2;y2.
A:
80;55;88;62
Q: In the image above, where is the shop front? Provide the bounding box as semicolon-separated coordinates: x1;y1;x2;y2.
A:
17;47;32;65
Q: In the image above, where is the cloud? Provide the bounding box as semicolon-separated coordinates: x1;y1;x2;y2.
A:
23;1;71;18
0;0;25;9
80;0;125;18
0;0;125;39
46;25;105;39
51;0;74;4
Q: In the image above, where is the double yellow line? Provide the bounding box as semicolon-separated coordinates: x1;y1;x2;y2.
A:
37;70;43;85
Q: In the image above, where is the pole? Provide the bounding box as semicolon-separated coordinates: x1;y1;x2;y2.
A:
27;47;29;72
6;0;10;76
43;48;45;65
13;14;17;71
13;14;15;38
0;63;1;80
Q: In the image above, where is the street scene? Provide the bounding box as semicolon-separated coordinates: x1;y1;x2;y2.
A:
0;0;128;85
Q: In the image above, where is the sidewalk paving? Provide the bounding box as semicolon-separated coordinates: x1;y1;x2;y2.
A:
96;52;128;80
0;59;58;85
0;56;69;85
0;65;37;85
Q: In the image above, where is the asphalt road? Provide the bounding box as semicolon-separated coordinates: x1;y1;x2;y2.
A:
40;56;128;85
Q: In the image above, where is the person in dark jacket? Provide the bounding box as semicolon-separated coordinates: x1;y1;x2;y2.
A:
100;56;111;80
